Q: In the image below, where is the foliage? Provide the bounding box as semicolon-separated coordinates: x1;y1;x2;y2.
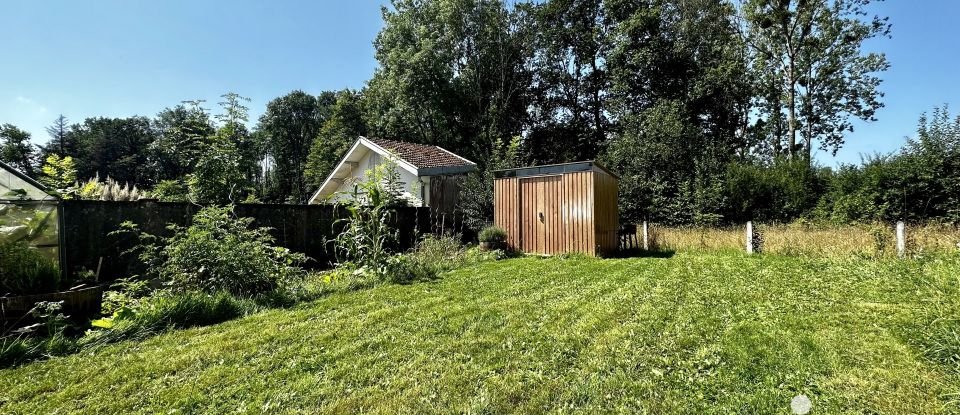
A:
0;240;60;295
187;127;248;203
522;0;609;165
0;124;37;175
74;175;147;201
741;0;891;160
385;234;469;283
150;179;189;202
4;254;960;413
38;154;78;198
123;206;308;297
478;225;507;243
723;159;826;223
62;116;157;184
811;107;960;223
459;136;521;232
40;115;75;163
147;101;216;182
329;161;405;277
257;90;332;203
364;0;532;164
305;90;367;191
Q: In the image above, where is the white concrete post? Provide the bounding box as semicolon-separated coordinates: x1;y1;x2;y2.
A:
896;221;906;258
642;221;649;250
746;221;754;254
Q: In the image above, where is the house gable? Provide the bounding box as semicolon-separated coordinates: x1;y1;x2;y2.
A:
307;137;476;205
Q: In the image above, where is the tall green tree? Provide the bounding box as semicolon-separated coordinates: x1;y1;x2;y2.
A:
602;0;752;223
256;90;328;203
67;116;156;184
0;124;38;175
148;101;216;182
523;0;611;164
41;115;76;160
364;0;532;166
188;94;255;204
741;0;891;161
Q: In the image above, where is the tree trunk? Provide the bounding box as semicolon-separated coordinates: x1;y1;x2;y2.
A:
787;61;798;159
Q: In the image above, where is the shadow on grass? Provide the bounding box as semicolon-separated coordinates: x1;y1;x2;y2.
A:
609;248;676;259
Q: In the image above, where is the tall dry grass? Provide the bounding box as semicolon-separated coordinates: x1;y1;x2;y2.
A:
644;223;960;258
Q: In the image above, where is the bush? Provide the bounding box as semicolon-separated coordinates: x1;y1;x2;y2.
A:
124;206;308;297
0;240;60;295
478;226;507;243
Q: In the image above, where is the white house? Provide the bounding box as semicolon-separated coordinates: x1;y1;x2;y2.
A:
307;137;476;212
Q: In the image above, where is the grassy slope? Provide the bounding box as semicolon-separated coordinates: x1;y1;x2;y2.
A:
1;252;957;414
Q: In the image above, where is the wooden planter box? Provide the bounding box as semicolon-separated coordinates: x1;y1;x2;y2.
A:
1;285;104;322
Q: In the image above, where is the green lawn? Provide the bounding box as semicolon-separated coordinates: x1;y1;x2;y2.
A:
2;252;959;414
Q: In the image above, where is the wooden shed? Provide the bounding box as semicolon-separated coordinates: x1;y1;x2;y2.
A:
493;161;619;256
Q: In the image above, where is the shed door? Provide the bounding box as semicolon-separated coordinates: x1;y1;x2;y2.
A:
520;175;562;254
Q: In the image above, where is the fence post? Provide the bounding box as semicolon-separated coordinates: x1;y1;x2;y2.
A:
746;221;754;254
642;221;649;251
896;221;906;258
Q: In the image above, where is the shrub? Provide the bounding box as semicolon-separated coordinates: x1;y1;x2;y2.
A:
0;240;60;295
123;205;308;297
478;226;507;243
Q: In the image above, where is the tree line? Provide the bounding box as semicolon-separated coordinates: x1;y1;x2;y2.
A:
3;0;957;226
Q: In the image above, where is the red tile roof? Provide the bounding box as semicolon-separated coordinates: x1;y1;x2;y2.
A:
368;138;474;169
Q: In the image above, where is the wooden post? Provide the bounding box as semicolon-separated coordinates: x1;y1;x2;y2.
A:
642;221;649;251
746;221;754;254
896;221;905;258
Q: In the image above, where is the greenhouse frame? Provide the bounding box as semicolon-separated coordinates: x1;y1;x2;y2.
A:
0;160;63;277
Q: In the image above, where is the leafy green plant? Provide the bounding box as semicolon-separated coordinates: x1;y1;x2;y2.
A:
0;240;60;295
151;179;189;202
478;225;507;243
329;161;405;278
119;205;308;297
39;154;78;198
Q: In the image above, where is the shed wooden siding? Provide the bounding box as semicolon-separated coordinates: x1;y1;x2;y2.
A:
494;177;521;250
494;165;617;256
593;170;619;254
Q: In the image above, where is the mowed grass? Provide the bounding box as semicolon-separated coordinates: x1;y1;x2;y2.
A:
2;252;959;414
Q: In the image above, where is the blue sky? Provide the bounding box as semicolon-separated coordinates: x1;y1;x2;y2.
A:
2;0;958;167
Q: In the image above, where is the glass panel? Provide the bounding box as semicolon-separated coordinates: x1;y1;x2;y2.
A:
1;163;61;273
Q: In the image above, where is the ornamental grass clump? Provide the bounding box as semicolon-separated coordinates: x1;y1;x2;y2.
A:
477;225;507;249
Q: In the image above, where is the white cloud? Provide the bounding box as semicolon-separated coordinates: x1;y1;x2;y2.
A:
15;95;48;114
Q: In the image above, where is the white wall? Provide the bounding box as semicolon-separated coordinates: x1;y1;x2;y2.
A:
326;148;430;207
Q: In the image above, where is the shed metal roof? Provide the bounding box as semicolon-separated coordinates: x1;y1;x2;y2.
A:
493;161;619;180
